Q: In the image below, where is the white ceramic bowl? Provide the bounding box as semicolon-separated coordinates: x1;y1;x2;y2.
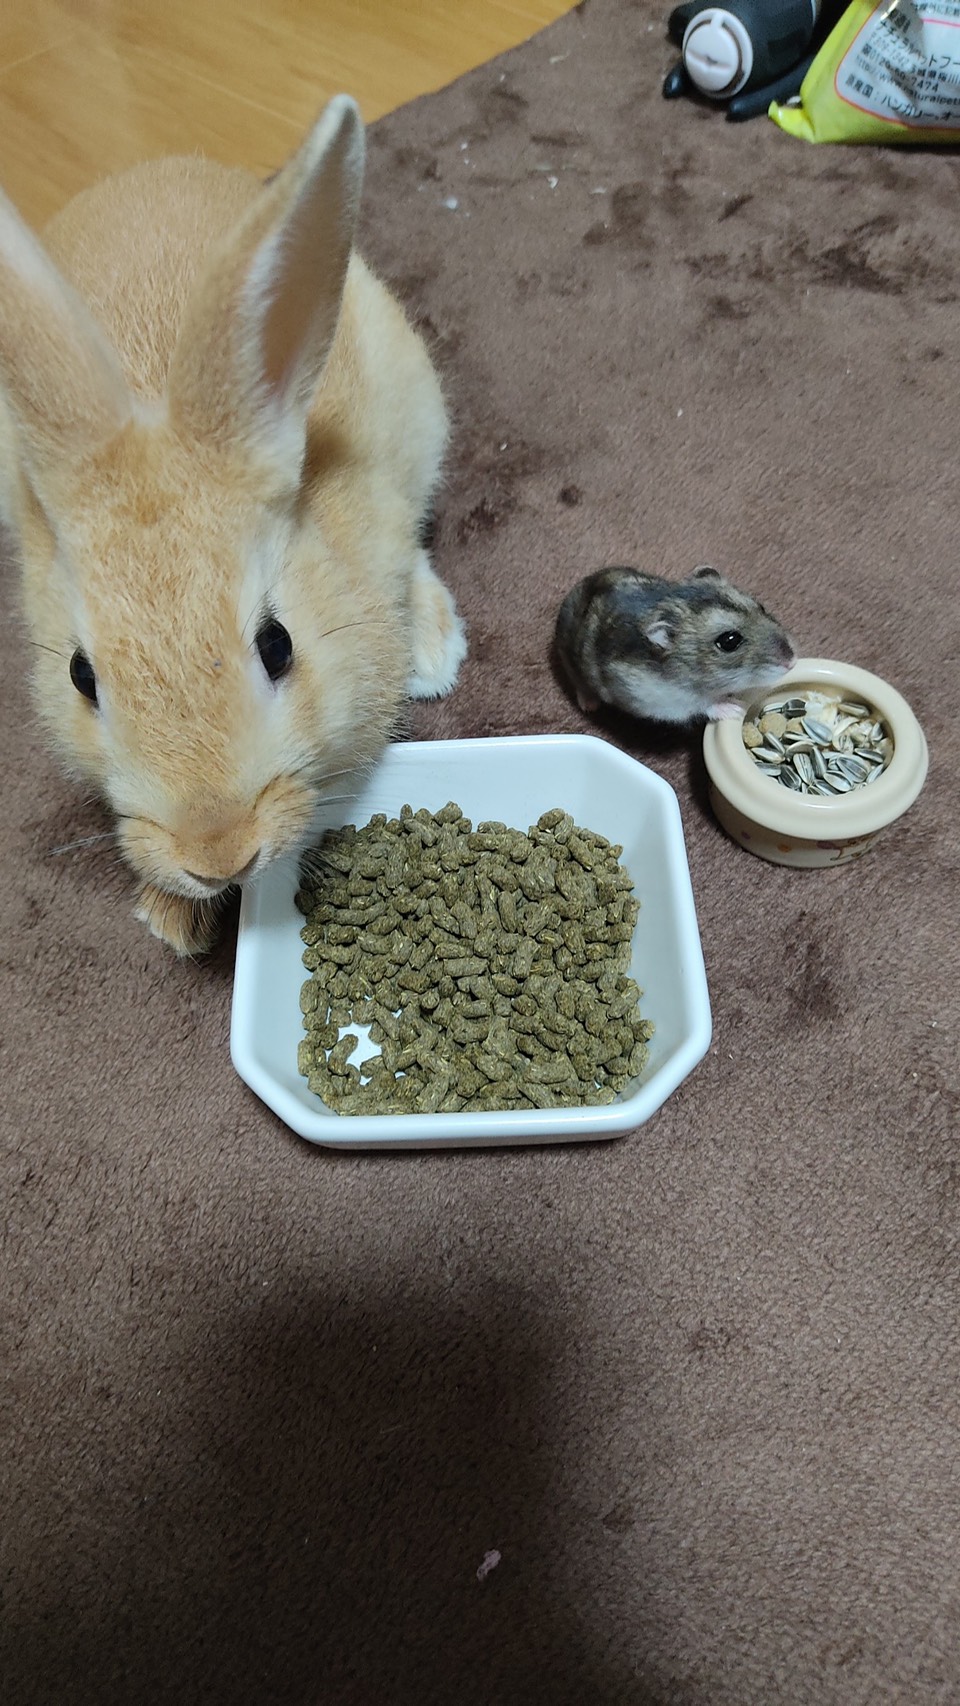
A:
231;734;712;1149
703;658;928;869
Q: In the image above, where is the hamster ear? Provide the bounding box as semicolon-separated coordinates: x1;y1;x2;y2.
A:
168;95;364;475
644;616;676;654
0;188;132;503
692;564;724;582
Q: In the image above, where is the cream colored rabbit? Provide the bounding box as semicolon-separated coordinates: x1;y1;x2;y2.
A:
0;97;466;954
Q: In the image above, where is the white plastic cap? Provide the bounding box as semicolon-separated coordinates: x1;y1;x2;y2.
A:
682;9;754;97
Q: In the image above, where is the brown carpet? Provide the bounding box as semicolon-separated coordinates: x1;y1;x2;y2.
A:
3;2;959;1701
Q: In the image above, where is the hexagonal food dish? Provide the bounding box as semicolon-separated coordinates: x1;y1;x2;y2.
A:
231;734;712;1149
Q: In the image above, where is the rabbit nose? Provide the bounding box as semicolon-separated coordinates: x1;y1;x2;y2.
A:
185;852;260;887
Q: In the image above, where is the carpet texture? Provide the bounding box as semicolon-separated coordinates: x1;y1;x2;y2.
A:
2;2;959;1701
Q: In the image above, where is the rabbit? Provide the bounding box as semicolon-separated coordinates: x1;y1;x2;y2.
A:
0;96;467;955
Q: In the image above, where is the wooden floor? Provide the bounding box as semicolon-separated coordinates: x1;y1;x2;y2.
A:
0;0;571;226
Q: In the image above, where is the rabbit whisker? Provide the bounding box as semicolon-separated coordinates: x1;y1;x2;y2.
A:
286;759;345;786
49;832;116;855
238;595;267;646
317;619;389;641
30;641;71;661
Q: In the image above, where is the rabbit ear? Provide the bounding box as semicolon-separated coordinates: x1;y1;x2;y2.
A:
168;95;365;472
0;188;132;487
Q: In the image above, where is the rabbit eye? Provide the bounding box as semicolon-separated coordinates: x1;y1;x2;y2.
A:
714;630;744;654
256;619;293;682
69;648;98;704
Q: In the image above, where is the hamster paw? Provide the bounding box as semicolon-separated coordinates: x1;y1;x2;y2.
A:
406;551;468;700
134;883;220;956
709;700;746;721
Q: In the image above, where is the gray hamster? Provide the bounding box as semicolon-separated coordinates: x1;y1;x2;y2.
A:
555;564;795;724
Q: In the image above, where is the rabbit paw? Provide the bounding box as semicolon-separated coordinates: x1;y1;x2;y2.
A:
406;552;467;700
134;884;219;956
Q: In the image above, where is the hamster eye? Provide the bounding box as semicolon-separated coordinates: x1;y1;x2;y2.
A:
69;648;98;704
714;630;744;654
256;619;293;682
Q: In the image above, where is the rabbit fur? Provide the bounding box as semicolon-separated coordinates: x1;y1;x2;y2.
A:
0;97;466;954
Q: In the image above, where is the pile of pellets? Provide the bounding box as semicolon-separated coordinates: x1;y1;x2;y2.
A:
296;802;653;1116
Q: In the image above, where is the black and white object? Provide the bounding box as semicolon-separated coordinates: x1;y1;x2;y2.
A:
662;0;825;119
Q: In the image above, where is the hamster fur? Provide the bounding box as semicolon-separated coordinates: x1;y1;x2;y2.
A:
555;565;795;724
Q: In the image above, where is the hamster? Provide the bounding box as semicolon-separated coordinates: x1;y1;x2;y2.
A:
555;565;795;724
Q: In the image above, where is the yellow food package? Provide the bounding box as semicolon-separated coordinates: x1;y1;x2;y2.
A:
770;0;960;142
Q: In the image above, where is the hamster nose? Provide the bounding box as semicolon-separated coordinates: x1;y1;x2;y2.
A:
184;852;260;888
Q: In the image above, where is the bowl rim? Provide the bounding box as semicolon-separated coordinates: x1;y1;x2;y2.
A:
230;731;713;1148
702;658;928;841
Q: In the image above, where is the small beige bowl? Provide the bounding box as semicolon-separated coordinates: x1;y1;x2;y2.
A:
703;657;928;868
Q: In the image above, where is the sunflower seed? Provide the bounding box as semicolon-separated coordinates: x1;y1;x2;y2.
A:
802;717;834;742
742;686;893;799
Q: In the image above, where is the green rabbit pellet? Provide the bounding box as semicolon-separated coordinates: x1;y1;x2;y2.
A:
296;804;653;1116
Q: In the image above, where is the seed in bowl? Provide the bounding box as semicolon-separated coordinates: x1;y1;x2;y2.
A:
742;691;892;797
295;803;654;1116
